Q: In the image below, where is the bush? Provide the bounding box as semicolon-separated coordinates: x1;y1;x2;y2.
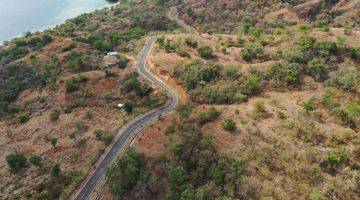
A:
189;81;242;104
335;102;359;126
164;124;176;135
195;107;221;125
107;148;143;197
347;47;359;60
243;76;261;95
198;46;213;59
50;137;57;148
184;37;198;48
18;113;30;123
118;56;129;69
266;62;300;88
51;164;61;176
50;108;61;121
6;153;27;172
94;130;113;145
65;75;88;93
253;100;266;114
181;63;220;90
283;49;305;64
123;100;134;113
302;97;317;112
29;155;42;166
306;58;326;81
221;119;236;132
327;70;359;91
298;23;311;31
241;43;266;62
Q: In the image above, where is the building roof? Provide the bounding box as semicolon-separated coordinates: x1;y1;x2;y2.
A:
107;51;119;56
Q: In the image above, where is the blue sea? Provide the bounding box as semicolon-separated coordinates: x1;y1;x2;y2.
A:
0;0;113;43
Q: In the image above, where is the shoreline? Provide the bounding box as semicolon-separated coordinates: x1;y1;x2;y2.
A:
0;1;118;45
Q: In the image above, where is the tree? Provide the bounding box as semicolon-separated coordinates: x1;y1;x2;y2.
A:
198;46;213;59
176;104;193;120
51;164;61;176
123;100;134;113
169;166;186;194
6;153;27;172
107;148;142;197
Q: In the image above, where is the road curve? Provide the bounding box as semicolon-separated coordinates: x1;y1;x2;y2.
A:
71;36;179;200
168;6;198;35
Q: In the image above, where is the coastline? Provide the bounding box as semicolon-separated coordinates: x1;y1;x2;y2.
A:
0;0;118;45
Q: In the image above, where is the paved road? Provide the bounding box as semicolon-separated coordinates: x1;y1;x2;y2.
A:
71;36;178;200
168;6;198;35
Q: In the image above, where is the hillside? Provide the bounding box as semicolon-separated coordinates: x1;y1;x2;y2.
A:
0;0;359;200
0;0;179;199
104;1;359;200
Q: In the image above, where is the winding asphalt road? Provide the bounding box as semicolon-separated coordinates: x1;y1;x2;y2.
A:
71;5;197;199
71;36;178;200
168;6;198;35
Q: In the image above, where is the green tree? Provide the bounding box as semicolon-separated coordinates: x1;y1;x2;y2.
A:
6;153;27;172
123;100;134;113
169;166;186;194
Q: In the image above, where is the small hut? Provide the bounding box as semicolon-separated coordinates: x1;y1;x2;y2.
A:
104;51;119;67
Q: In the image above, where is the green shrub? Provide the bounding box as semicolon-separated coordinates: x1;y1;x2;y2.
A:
241;43;266;62
123;100;134;113
184;37;198;48
333;102;360;126
306;58;326;80
107;148;144;197
164;124;176;135
65;75;88;93
198;45;213;59
195;107;221;125
327;70;359;91
276;109;286;119
309;187;325;200
266;62;300;88
243;76;261;95
189;81;241;104
118;56;129;69
298;23;311;31
283;49;305;64
18;113;30;123
50;137;57;148
347;47;359;60
94;130;113;145
221;119;236;132
29;155;42;166
50;108;61;121
51;164;61;176
320;91;340;109
302;97;317;112
181;63;220;90
253;100;266;114
6;153;27;172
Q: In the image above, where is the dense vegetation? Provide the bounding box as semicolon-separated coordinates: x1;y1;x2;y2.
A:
107;107;255;199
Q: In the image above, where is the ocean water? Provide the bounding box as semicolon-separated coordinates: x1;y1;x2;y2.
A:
0;0;112;43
